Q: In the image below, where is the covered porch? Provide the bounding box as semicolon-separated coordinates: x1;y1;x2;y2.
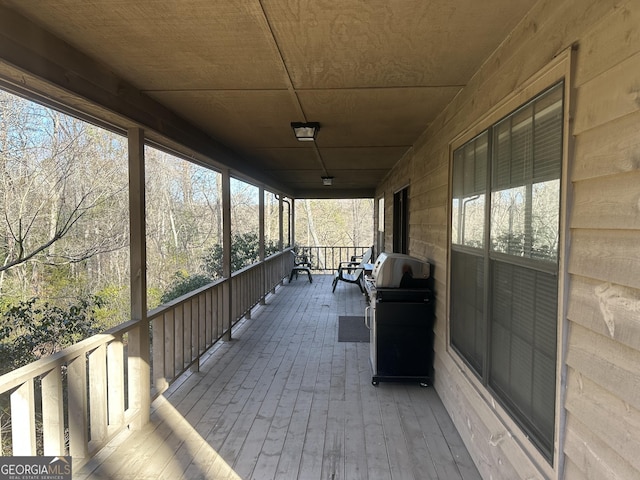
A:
3;1;640;478
76;274;479;480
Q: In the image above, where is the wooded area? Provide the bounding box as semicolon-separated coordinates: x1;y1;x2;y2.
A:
0;89;373;374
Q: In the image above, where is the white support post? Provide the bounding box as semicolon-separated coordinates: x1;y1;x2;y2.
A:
290;197;295;250
257;186;265;312
259;186;265;262
278;194;284;252
275;194;284;292
222;168;232;341
127;127;150;428
373;196;379;253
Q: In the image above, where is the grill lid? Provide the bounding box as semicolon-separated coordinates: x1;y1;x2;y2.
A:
371;252;430;288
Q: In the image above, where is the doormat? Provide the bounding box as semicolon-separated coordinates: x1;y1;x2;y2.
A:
338;316;370;343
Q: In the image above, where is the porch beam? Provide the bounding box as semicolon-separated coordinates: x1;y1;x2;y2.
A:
222;168;232;341
127;127;150;427
256;186;265;312
259;186;265;262
291;198;296;249
279;195;284;251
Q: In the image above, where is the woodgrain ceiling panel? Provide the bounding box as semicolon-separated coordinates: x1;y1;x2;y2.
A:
297;87;460;146
251;148;320;170
3;0;289;90
263;0;536;89
0;0;539;197
149;89;301;150
255;146;407;179
278;168;386;188
320;147;410;171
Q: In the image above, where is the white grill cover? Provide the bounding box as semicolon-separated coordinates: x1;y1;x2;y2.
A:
371;252;430;288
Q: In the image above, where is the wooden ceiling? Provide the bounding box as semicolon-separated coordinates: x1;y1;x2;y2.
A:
0;0;537;198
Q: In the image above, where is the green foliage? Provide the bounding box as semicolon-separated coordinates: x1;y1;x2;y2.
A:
265;240;280;257
0;297;104;375
160;233;279;304
39;264;79;298
231;232;259;271
94;284;131;329
147;286;164;310
201;233;279;279
160;271;213;304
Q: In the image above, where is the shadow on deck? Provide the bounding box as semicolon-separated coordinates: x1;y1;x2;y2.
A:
76;274;481;480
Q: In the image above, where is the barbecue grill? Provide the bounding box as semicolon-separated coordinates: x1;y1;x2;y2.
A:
364;253;434;386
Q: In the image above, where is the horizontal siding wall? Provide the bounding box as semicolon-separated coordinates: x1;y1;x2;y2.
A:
565;0;640;477
376;0;640;478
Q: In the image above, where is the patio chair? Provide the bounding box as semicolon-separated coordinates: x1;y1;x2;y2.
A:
331;246;373;294
289;249;313;283
349;246;374;264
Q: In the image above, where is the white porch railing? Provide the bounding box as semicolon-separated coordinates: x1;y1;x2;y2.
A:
0;249;294;466
294;245;373;271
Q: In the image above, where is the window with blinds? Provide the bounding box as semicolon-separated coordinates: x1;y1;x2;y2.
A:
451;132;488;375
450;82;563;462
451;132;487;249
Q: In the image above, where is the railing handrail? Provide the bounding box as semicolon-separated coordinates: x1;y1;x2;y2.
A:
0;332;117;393
147;278;226;317
0;249;295;462
146;248;294;317
293;245;372;271
0;246;366;461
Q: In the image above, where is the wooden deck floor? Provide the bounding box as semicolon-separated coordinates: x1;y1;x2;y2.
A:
76;274;481;480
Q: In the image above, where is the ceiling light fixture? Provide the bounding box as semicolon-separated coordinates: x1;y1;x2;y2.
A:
291;122;320;142
322;176;333;186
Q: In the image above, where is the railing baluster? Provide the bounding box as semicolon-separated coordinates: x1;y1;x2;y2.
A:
152;314;167;393
163;311;175;381
292;245;369;272
183;302;191;368
237;275;243;319
199;293;206;353
0;249;294;468
205;289;213;346
89;345;108;446
212;287;219;341
41;367;65;456
174;305;184;374
68;354;88;459
127;322;151;428
11;380;36;455
218;286;224;338
107;336;125;429
190;297;199;371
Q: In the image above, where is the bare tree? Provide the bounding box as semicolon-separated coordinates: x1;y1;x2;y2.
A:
0;93;128;295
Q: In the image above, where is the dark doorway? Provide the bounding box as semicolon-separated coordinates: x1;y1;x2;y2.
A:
393;187;408;254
